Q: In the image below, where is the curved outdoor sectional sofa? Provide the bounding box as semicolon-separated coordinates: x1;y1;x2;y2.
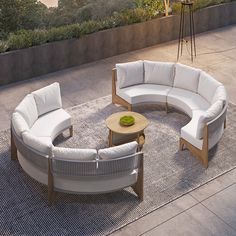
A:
112;61;228;167
11;83;144;204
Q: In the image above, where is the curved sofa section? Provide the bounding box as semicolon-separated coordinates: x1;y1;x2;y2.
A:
112;60;228;167
11;82;144;204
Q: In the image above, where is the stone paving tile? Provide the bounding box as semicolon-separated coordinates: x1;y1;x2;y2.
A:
197;31;236;52
112;194;198;236
0;83;32;113
190;168;236;202
222;48;236;60
202;183;236;231
225;87;236;105
213;25;236;43
0;108;10;131
208;59;236;79
143;204;236;236
100;52;138;65
61;96;76;109
132;49;176;62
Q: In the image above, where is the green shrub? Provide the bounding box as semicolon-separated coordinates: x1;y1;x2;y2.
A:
109;8;152;27
0;40;8;53
7;24;81;50
6;7;152;51
90;0;135;21
30;29;48;46
46;24;80;42
8;30;33;50
141;0;163;16
75;4;93;23
79;21;103;35
193;0;232;11
100;17;118;30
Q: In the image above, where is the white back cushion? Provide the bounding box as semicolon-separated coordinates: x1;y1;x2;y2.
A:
116;61;144;89
53;147;97;160
144;60;175;86
32;82;62;116
98;141;138;160
198;72;222;104
196;100;223;139
15;94;38;128
22;131;52;154
174;63;201;93
12;112;29;137
212;86;227;104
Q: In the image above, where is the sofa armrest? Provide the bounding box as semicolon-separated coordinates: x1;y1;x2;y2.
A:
207;101;228;133
112;68;117;97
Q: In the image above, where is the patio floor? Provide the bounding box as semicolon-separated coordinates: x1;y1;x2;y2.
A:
1;24;236;235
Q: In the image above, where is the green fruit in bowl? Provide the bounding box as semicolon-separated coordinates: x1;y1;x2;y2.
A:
120;115;135;126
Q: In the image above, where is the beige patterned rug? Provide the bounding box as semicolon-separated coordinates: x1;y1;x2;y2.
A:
0;95;236;235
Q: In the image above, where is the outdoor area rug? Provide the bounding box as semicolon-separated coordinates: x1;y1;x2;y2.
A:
1;95;236;235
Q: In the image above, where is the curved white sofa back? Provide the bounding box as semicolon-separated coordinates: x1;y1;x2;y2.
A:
115;61;227;152
12;83;64;137
11;82;73;155
11;83;142;195
116;61;227;107
15;136;140;194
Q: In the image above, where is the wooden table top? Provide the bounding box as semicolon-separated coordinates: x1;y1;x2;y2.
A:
105;111;149;134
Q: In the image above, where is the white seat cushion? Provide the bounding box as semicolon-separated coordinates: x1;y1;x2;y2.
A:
181;121;224;151
117;84;172;105
22;131;52;155
52;147;97;160
116;60;144;89
15;94;38;128
212;86;227;104
174;63;201;93
181;101;224;150
12;112;29;137
181;110;204;150
167;88;210;117
144;60;175;86
30;108;71;140
98;141;138;160
198;71;222;104
32;82;62;116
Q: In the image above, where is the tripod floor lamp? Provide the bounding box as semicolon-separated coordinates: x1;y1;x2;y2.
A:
177;1;196;62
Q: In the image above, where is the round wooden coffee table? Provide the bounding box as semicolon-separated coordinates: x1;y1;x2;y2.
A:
106;111;149;148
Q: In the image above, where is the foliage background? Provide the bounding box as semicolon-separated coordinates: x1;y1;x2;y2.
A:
0;0;235;53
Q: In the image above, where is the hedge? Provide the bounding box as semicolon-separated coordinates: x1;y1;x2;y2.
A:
0;8;153;53
0;0;235;53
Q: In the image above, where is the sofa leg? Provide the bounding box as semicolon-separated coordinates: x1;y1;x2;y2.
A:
11;128;18;161
132;157;144;201
128;104;132;111
165;103;168;113
48;188;55;206
180;137;209;168
48;159;55;206
201;149;208;168
179;138;184;151
69;126;73;137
